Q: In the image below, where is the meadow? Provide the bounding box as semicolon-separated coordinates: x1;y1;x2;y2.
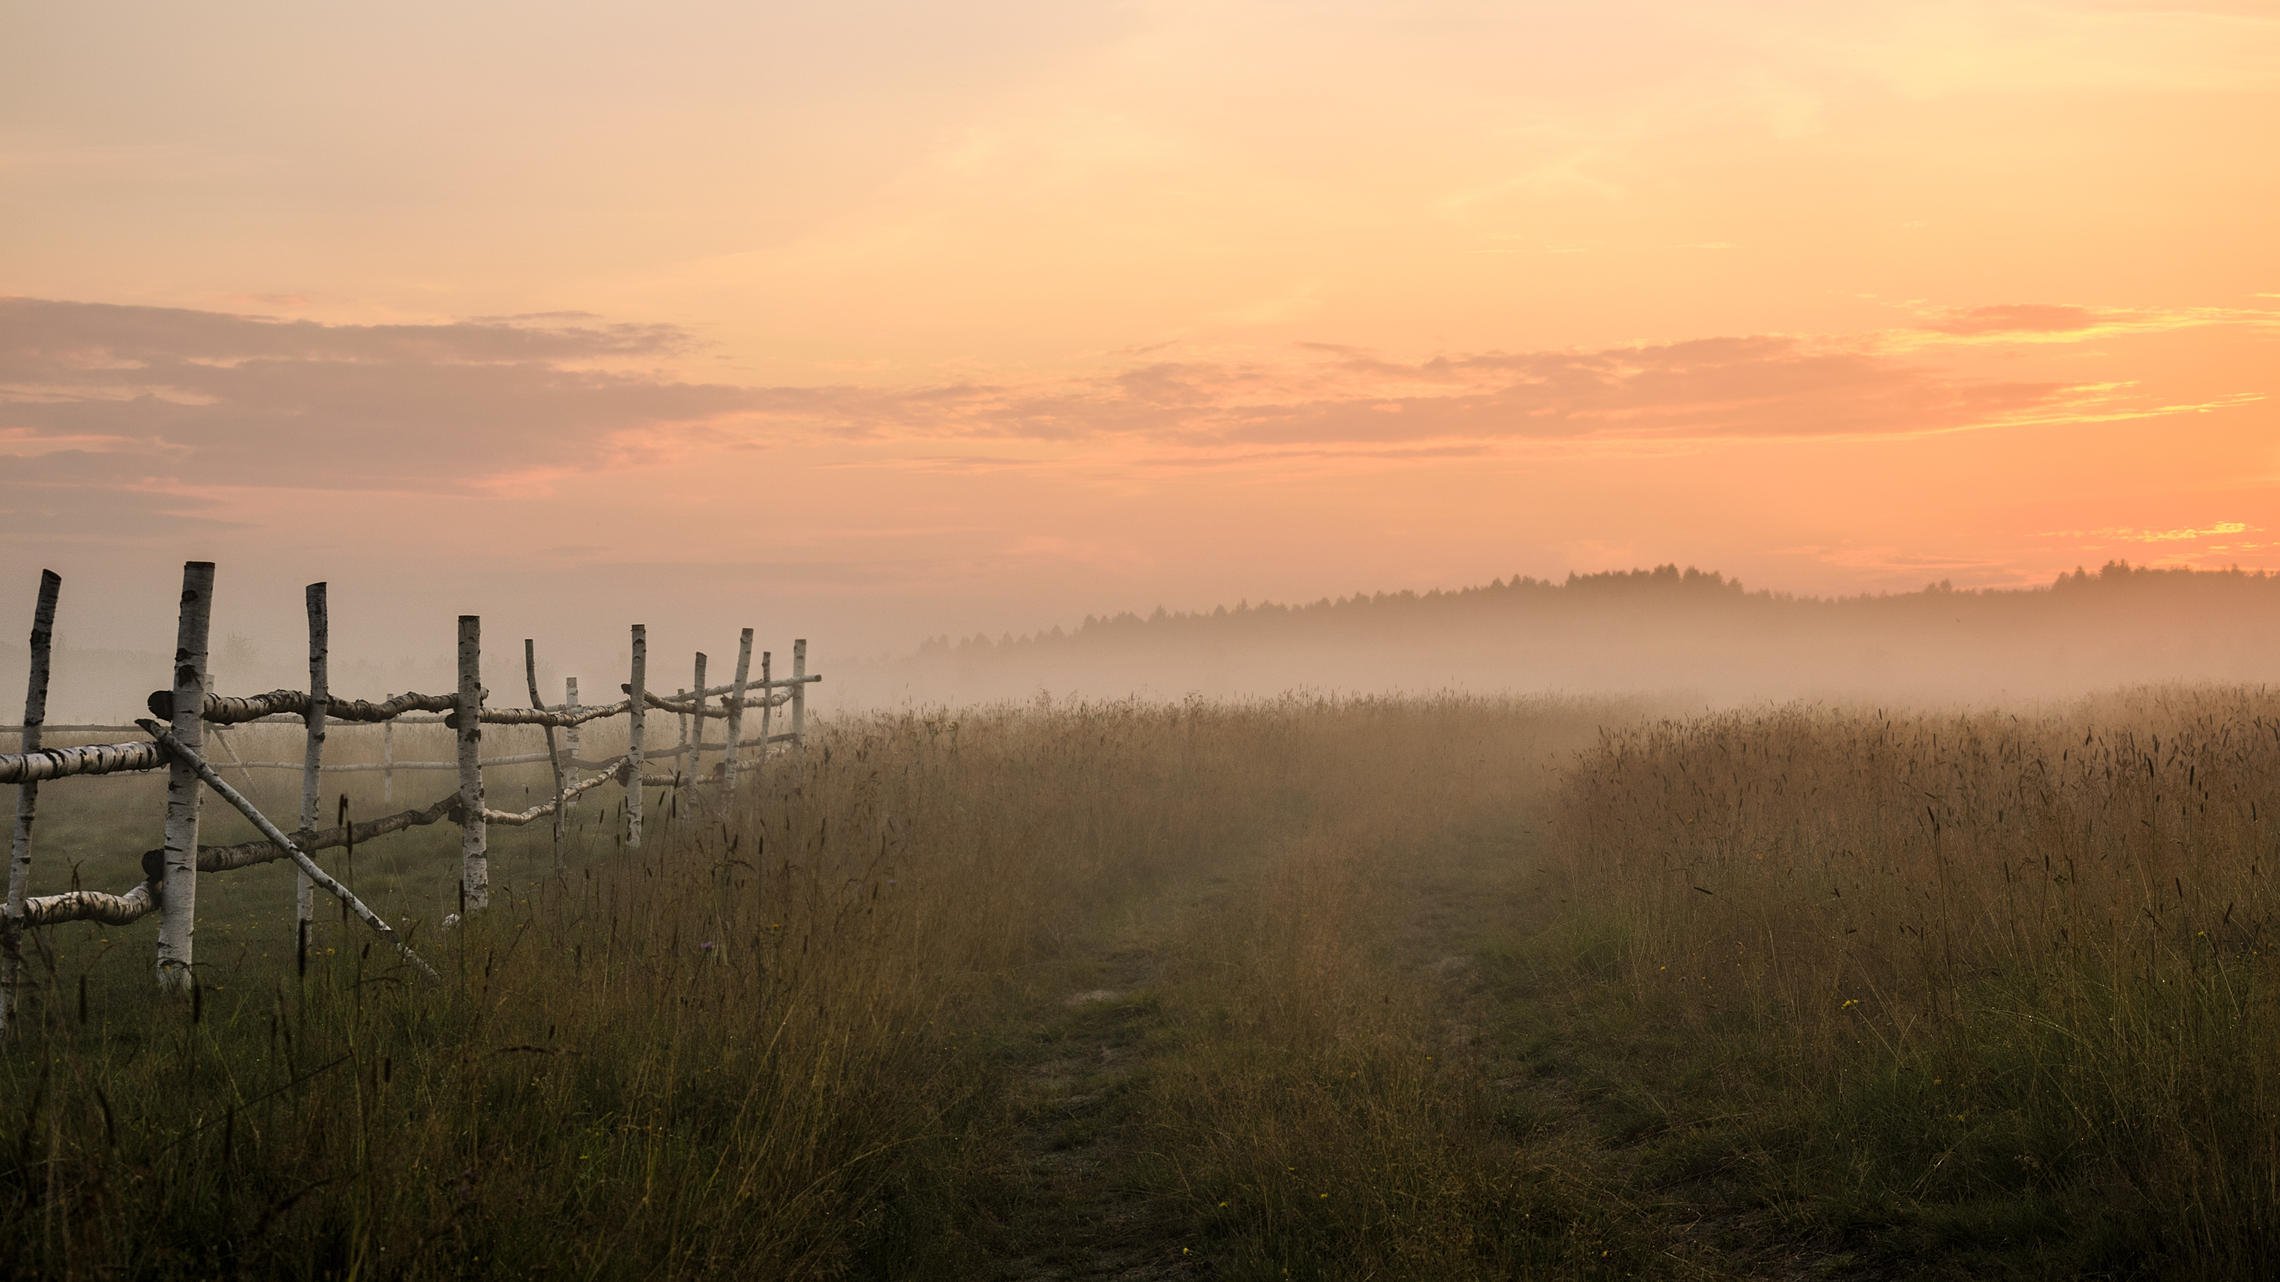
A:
3;691;2276;1278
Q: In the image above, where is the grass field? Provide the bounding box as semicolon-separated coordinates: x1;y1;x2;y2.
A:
3;692;2276;1278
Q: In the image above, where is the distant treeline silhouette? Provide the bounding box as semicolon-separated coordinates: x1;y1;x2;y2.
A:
919;560;2274;653
892;562;2280;703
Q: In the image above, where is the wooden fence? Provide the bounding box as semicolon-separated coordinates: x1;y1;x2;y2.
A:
0;562;818;1037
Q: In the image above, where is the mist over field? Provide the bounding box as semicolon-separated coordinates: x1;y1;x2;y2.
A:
858;561;2280;709
15;560;2280;724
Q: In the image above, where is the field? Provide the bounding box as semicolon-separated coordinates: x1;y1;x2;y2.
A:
4;692;2278;1278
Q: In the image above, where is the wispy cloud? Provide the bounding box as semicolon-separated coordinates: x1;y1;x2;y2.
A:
0;296;766;496
1894;302;2280;348
2040;520;2256;543
729;331;2198;452
5;294;2269;518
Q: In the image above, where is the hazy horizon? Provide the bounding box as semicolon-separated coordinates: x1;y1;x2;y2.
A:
6;1;2278;679
14;557;2280;722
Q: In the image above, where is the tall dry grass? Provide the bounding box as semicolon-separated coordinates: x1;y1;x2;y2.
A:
0;704;1230;1276
1135;696;1641;1276
0;696;1627;1278
1547;688;2280;1272
15;689;2277;1277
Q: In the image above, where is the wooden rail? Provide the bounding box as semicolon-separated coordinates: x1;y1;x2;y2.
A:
0;562;818;1038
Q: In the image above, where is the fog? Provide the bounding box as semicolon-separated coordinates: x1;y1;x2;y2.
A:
10;562;2279;725
842;563;2280;713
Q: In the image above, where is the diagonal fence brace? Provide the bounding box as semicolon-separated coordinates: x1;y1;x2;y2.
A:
136;719;440;983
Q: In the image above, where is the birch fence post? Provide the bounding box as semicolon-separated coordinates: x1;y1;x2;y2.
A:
2;569;61;1035
381;720;395;804
456;615;487;912
723;629;753;781
791;638;808;753
525;637;564;869
757;650;772;778
674;686;690;784
297;582;328;974
688;652;707;781
155;560;214;992
563;676;582;798
626;624;646;850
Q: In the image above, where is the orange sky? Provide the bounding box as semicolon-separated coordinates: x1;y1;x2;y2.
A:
3;0;2278;670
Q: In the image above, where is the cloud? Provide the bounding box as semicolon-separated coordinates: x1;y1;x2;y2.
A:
742;333;2103;450
1900;301;2280;347
0;426;161;458
2040;520;2257;543
5;295;2263;502
1785;544;2019;580
1208;337;2070;445
0;296;763;490
1922;304;2112;336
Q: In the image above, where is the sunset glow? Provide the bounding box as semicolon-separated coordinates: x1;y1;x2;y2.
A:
5;0;2278;660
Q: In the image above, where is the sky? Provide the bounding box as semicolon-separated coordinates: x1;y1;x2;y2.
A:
4;0;2278;687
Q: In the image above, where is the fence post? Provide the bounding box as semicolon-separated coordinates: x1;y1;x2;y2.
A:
2;569;61;1035
674;686;690;785
381;719;394;804
456;615;487;911
688;652;707;780
563;675;582;772
525;637;564;869
757;650;773;775
297;582;328;972
626;624;646;850
724;629;753;781
156;560;214;992
791;639;807;753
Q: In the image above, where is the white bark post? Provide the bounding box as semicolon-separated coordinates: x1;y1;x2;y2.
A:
455;615;487;912
563;676;582;803
381;720;395;804
791;639;808;754
155;560;214;992
525;637;564;868
626;624;646;850
723;629;753;781
296;582;328;971
757;650;773;777
687;652;707;781
3;569;61;1035
674;686;691;784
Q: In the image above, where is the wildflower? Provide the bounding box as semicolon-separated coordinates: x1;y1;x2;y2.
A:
1841;998;1857;1008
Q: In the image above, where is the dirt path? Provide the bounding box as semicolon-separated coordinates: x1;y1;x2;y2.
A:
1395;823;1862;1281
989;947;1193;1282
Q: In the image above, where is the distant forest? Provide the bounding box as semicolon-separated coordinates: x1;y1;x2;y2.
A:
882;563;2280;705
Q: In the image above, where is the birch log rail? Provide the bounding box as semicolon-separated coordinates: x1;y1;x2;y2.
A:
0;740;166;784
0;560;819;1043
